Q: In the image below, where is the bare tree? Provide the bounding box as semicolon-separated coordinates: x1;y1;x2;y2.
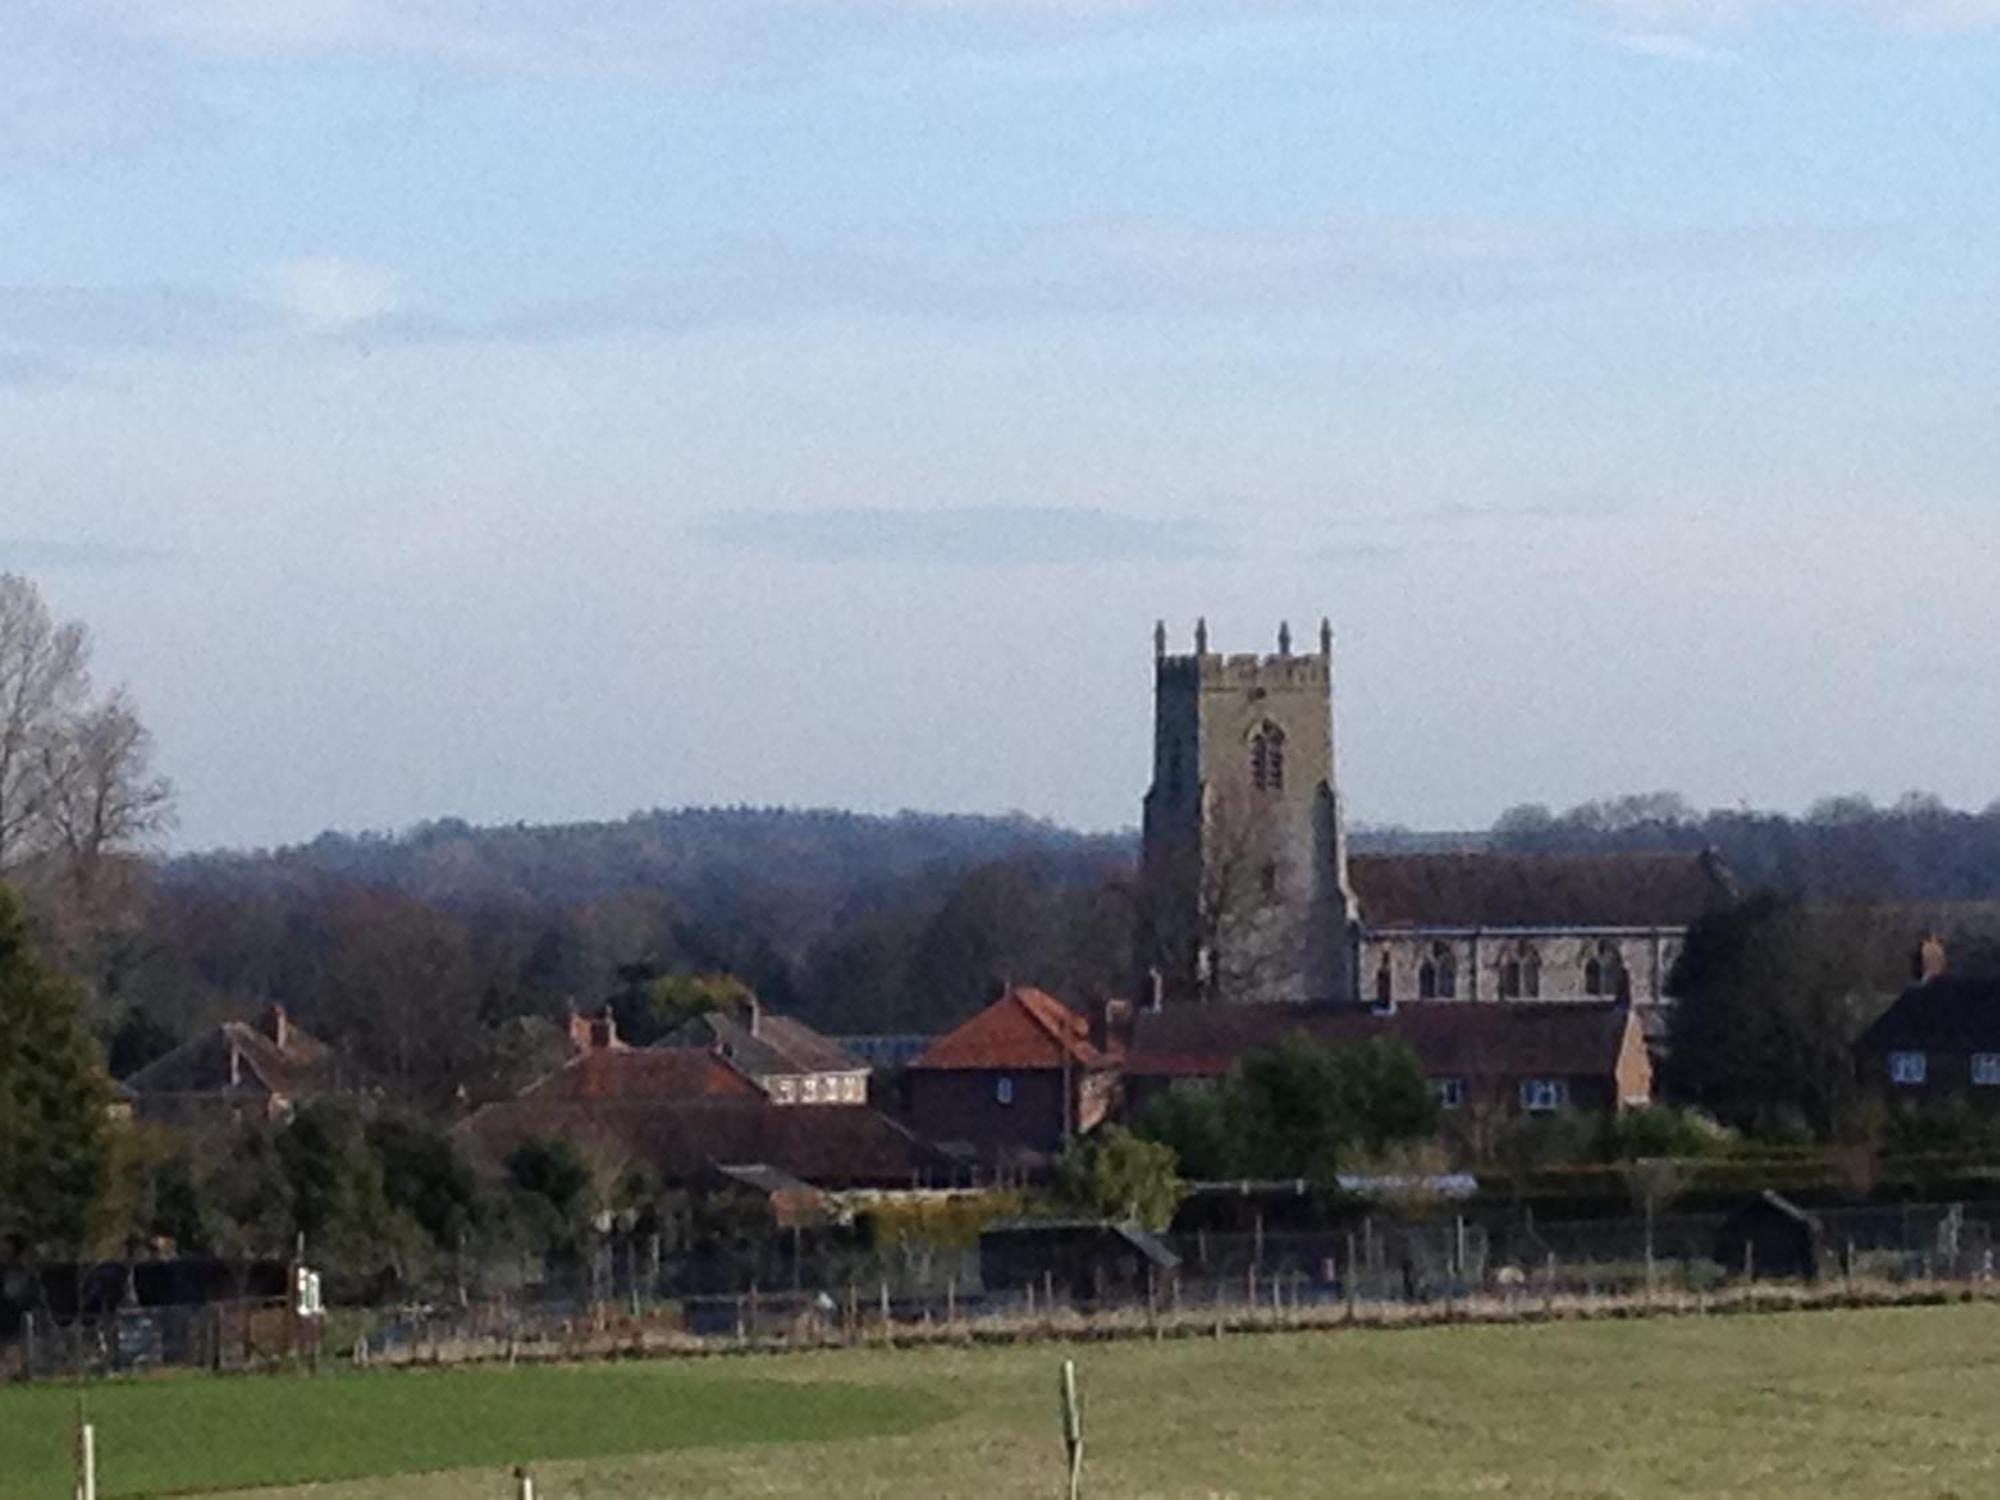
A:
0;574;172;886
40;690;174;899
1195;783;1305;1004
0;574;91;870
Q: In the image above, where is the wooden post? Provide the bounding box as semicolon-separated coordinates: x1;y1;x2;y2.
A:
23;1312;34;1379
1345;1234;1358;1321
1846;1238;1856;1289
880;1279;893;1344
1544;1251;1557;1317
1059;1359;1084;1500
1044;1271;1056;1324
846;1282;859;1340
947;1278;958;1327
1744;1240;1754;1285
514;1467;536;1500
76;1420;97;1500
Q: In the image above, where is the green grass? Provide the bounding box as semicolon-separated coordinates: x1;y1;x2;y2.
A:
10;1305;2000;1497
0;1364;952;1498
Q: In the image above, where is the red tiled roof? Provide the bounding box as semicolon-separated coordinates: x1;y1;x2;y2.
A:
910;986;1108;1072
518;1047;762;1103
454;1098;946;1189
1126;1002;1637;1081
1352;851;1735;930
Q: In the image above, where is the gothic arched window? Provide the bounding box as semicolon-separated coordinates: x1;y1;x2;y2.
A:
1375;958;1393;1006
1419;941;1457;1000
1250;721;1286;792
1584;941;1628;999
1500;943;1544;999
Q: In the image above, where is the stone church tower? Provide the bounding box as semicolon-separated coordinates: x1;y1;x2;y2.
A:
1138;619;1359;1006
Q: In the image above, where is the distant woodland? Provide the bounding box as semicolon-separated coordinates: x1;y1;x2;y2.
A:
15;791;1964;1100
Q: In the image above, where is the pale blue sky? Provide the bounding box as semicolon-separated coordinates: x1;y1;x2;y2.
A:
4;1;1998;849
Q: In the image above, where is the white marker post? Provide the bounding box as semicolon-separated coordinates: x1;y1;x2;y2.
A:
1059;1359;1083;1500
76;1422;97;1500
514;1465;535;1500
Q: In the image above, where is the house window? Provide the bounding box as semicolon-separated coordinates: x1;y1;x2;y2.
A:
1438;1078;1465;1111
1975;1055;2000;1087
802;1077;819;1103
773;1078;796;1104
1521;1078;1569;1112
996;1076;1015;1106
1250;722;1286;792
1890;1051;1927;1085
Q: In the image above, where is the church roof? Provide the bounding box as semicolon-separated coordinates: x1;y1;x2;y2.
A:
910;986;1109;1072
1351;850;1736;931
1125;1001;1640;1082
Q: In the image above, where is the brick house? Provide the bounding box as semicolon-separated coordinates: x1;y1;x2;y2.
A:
1855;975;2000;1109
1120;1000;1652;1143
905;986;1119;1164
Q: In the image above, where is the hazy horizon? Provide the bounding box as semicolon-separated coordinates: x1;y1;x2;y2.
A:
8;3;1998;851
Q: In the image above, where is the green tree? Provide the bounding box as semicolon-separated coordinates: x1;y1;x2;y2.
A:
0;884;112;1256
1050;1126;1186;1230
1668;895;1903;1139
1138;1034;1438;1184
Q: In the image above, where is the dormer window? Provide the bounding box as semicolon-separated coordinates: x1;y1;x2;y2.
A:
1250;722;1286;792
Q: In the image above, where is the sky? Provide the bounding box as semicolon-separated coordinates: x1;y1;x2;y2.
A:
3;0;1999;851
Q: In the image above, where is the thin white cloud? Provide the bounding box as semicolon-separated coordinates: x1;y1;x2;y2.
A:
263;257;400;333
1605;28;1740;59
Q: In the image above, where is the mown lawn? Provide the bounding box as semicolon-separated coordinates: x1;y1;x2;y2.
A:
0;1363;950;1498
7;1305;2000;1497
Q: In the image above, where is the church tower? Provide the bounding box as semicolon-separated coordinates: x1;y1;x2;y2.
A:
1138;619;1358;1005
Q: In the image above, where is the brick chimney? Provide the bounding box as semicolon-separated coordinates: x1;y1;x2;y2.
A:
263;1003;291;1053
568;1006;623;1053
1915;932;1949;984
746;993;761;1037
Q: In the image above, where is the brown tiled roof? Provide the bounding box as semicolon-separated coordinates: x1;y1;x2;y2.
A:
122;1016;337;1099
1126;1001;1637;1081
665;1011;865;1080
454;1098;947;1189
910;987;1108;1072
1352;850;1735;930
518;1047;762;1103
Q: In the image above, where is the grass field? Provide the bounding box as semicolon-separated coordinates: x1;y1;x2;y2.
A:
6;1305;2000;1497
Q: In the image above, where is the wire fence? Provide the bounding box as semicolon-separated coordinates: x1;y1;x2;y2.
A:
9;1200;2000;1381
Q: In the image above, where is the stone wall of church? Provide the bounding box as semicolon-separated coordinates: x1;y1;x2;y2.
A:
1359;928;1687;1007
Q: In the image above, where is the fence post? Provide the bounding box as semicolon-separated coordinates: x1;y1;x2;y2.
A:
947;1278;958;1328
23;1312;33;1379
1544;1252;1557;1317
1058;1359;1084;1500
1744;1240;1754;1286
846;1283;858;1342
880;1279;893;1345
1345;1234;1358;1322
514;1466;535;1500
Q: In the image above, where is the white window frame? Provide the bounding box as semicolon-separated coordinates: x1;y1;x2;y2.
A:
1975;1054;2000;1087
1890;1051;1927;1086
1437;1078;1465;1111
995;1075;1015;1106
1520;1078;1569;1113
773;1077;796;1104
